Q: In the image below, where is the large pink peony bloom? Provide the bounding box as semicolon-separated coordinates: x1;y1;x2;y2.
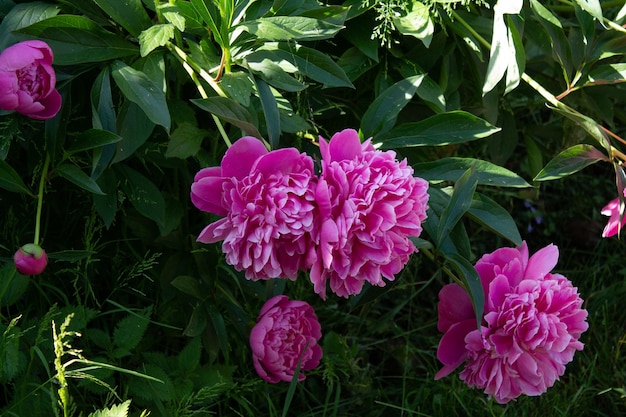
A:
191;137;318;280
0;40;61;120
250;295;323;383
600;188;626;238
435;242;588;403
311;129;429;298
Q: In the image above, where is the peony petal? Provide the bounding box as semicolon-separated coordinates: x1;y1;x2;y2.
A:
435;319;477;379
437;284;474;332
26;88;61;120
0;41;49;70
327;128;362;162
253;148;306;175
191;176;229;215
524;243;558;281
221;136;268;179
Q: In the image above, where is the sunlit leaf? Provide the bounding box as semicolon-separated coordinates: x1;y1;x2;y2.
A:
139;24;175;57
534;144;608;181
237;16;344;41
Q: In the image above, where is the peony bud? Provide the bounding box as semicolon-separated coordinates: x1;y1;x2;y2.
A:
13;243;48;275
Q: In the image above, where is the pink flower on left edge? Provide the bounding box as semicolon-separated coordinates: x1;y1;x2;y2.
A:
190;136;318;280
435;241;588;404
250;295;323;383
600;188;626;238
0;40;62;120
311;129;429;299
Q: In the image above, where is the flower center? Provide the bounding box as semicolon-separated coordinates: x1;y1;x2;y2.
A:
17;63;45;98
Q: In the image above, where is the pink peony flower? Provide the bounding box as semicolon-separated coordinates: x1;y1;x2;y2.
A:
0;40;61;120
250;295;323;383
13;243;48;275
435;242;588;403
191;136;318;280
600;188;626;238
311;129;429;298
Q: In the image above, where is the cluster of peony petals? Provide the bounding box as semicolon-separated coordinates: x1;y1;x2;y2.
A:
191;132;430;298
600;188;626;238
0;40;61;120
435;241;588;404
13;243;48;275
250;295;323;383
311;129;430;298
191;137;318;280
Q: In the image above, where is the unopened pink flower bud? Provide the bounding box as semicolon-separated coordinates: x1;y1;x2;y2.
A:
13;243;48;275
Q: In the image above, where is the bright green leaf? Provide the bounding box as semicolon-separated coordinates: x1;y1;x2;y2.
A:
139;24;175;57
534;144;608;181
247;58;306;92
87;400;131;417
165;123;206;159
377;111;500;148
190;0;223;46
56;164;105;195
574;0;603;22
392;1;433;47
586;63;626;85
238;16;344;41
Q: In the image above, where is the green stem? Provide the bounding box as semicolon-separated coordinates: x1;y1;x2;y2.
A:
420;247;464;288
34;154;50;246
450;10;491;50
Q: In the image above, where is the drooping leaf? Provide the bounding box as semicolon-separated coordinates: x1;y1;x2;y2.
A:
113;101;155;164
56;164;105;195
192;97;263;139
93;169;117;228
392;1;433;47
247;58;306;92
254;77;281;149
92;0;151;37
361;75;425;138
534;144;608;181
16;15;138;65
468;193;522;245
111;60;171;131
0;159;32;195
444;253;484;329
247;43;353;88
90;67;117;179
414;157;531;188
551;103;611;152
377;111;500;148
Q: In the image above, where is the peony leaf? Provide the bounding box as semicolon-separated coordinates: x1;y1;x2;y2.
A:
586;63;626;86
392;1;434;47
414;157;531;188
0;159;32;195
56;164;105;195
254;77;281;149
118;165;166;229
190;0;223;46
361;75;425;139
0;1;60;50
111;60;170;132
534;144;608;181
444;253;484;330
377;111;500;148
573;0;603;22
66;129;122;154
92;0;151;37
237;16;344;41
192;97;263;139
16;15;138;65
138;23;175;57
468;193;522;246
436;168;478;248
165;123;206;159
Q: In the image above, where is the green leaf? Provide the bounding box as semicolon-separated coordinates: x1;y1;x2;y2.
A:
483;11;512;94
111;60;171;131
249;43;353;88
468;193;522;245
119;166;166;229
444;253;484;329
56;164;105;195
113;101;155;164
586;63;626;85
47;250;97;261
165;123;206;159
112;306;152;353
0;265;29;309
139;23;175;57
93;0;151;37
574;0;603;22
171;275;205;300
361;75;425;138
237;16;344;41
0;1;60;50
254;77;280;149
192;97;263;139
67;129;123;154
247;58;306;92
183;304;208;337
0;159;31;195
87;400;131;417
534;144;608;181
177;337;202;373
93;164;117;229
190;0;223;46
160;4;186;31
16;15;138;65
90;67;117;179
436;168;478;247
414;157;531;188
377;111;500;148
392;1;433;47
551;103;611;152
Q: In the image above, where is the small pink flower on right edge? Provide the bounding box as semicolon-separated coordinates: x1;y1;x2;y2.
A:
435;241;588;404
600;189;626;238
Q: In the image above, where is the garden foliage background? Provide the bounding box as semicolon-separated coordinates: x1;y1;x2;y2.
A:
1;0;626;415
